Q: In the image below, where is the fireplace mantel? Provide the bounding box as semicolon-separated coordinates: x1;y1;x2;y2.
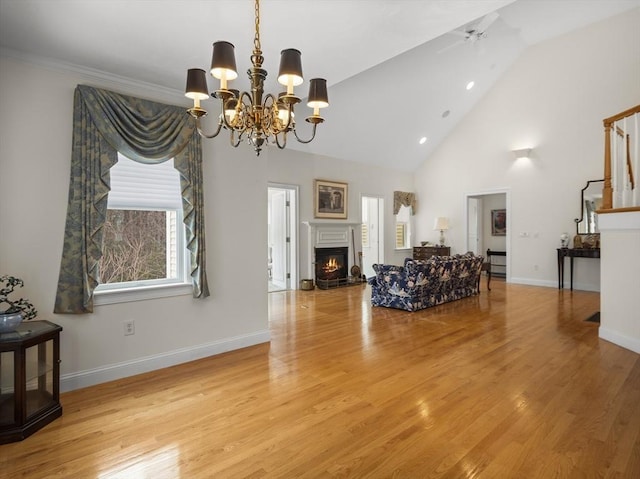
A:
303;221;361;279
302;221;362;229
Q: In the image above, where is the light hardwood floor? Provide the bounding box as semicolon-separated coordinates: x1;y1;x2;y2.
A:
2;281;639;478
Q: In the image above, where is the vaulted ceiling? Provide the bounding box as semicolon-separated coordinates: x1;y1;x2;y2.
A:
1;0;638;170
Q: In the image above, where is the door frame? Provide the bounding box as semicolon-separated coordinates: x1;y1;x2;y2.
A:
464;188;511;282
268;183;299;290
467;196;482;255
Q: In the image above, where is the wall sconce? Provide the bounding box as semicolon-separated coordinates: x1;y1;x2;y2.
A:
434;217;449;246
512;148;532;160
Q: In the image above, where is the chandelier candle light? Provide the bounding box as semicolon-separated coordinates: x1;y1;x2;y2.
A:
434;217;450;246
185;0;329;156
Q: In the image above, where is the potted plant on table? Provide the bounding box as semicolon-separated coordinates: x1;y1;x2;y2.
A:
0;275;38;333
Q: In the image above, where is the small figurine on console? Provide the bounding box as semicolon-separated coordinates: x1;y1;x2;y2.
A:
560;233;569;248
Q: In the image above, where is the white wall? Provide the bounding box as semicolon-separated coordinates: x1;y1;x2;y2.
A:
413;9;640;292
599;212;640;354
0;56;269;391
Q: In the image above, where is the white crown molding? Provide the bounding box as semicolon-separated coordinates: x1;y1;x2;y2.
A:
0;46;185;105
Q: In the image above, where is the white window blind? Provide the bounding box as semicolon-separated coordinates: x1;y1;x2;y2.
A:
395;223;407;249
108;153;182;210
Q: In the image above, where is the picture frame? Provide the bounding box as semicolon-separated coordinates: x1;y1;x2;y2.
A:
491;209;506;236
314;179;348;219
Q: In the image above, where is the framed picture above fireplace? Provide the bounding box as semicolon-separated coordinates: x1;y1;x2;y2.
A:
314;179;348;219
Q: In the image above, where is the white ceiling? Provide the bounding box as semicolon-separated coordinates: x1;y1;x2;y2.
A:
1;0;638;171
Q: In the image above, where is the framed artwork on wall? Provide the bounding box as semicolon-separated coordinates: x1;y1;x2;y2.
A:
491;209;506;236
314;179;348;219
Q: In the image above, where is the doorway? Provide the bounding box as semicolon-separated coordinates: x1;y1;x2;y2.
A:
361;196;384;279
268;184;298;292
465;190;510;281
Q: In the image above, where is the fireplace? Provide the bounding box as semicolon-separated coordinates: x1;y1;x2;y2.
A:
315;247;348;288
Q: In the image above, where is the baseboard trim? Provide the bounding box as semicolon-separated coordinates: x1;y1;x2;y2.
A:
60;330;271;392
508;277;556;288
509;277;600;292
599;327;640;354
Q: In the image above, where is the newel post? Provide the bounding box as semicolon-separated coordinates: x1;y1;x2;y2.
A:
602;119;613;210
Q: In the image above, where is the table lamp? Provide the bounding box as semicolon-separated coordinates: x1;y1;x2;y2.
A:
434;217;449;246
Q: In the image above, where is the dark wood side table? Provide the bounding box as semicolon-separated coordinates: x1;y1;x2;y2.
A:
0;320;63;444
413;246;451;260
486;249;506;291
557;248;600;290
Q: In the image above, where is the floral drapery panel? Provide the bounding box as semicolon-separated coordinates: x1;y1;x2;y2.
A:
393;191;417;215
55;85;209;314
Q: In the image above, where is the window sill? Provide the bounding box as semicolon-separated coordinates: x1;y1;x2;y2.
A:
94;282;193;306
394;247;412;252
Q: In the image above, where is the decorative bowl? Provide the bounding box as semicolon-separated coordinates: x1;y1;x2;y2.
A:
0;312;23;333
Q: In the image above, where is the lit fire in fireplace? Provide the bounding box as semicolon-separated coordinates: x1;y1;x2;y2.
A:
322;257;340;273
315;246;348;282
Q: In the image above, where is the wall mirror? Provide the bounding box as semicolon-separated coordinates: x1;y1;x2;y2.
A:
575;179;604;234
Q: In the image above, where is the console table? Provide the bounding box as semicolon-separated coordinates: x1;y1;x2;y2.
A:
0;320;62;443
557;248;600;290
413;246;450;260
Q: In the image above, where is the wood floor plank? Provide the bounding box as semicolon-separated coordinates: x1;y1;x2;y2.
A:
1;281;638;478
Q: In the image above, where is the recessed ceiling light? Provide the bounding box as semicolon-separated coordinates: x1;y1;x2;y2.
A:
466;81;475;90
419;137;427;145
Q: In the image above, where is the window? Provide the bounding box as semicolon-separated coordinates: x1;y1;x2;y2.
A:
95;154;190;302
395;204;412;249
395;222;408;249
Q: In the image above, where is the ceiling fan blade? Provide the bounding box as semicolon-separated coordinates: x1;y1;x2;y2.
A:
476;11;499;33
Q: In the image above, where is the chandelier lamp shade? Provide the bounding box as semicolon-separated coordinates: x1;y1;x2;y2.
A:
185;0;329;156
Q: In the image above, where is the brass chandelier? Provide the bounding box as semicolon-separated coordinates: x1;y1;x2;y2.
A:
185;0;329;156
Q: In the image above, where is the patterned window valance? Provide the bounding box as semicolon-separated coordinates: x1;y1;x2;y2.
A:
393;191;417;215
54;85;209;314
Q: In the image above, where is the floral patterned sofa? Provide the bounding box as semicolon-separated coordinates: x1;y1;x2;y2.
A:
369;253;484;311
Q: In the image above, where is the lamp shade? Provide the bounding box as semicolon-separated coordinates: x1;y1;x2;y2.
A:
185;69;209;100
434;217;449;231
210;41;238;80
307;78;329;109
278;49;304;86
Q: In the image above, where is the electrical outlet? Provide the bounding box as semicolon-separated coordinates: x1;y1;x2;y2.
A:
124;320;135;336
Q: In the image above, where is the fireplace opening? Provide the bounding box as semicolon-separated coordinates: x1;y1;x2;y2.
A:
315;247;348;284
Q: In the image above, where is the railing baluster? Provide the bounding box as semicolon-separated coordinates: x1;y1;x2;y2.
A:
601;105;640;212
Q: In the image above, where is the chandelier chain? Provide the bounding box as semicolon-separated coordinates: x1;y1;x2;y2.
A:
254;0;261;53
251;0;264;68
